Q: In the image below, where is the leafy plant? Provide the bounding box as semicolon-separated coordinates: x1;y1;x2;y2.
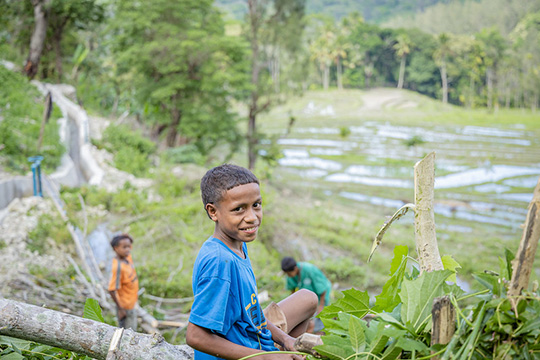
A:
309;246;540;360
83;298;104;323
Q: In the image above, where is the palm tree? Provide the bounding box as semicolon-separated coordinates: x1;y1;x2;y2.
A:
393;34;412;89
433;33;452;104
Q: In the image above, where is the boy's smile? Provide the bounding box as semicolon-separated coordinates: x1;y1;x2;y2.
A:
207;182;262;255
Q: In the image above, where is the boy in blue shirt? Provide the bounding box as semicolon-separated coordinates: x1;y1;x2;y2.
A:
186;164;318;360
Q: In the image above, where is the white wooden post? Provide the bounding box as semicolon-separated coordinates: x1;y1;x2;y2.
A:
414;152;444;272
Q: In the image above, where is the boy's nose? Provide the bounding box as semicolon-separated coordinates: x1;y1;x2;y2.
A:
244;208;258;222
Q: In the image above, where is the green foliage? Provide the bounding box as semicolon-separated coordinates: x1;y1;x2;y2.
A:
163;145;205;166
311;246;540;360
27;214;71;254
0;66;64;174
98;124;156;176
339;126;351;138
112;0;245;153
0;335;90;360
404;135;425;147
83;298;105;323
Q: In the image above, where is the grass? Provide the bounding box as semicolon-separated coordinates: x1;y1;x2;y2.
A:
0;66;64;174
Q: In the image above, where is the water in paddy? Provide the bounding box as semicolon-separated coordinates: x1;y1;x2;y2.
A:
274;118;540;231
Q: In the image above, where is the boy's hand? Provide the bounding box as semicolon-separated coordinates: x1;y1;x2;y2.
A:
281;335;298;352
118;308;127;320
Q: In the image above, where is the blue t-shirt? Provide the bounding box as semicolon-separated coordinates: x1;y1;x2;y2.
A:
190;237;278;360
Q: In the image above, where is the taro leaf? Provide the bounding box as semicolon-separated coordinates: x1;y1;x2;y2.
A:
400;270;452;334
373;246;408;313
83;298;105;323
314;334;354;360
395;337;429;352
348;315;366;354
319;288;370;320
441;255;461;283
515;316;540;336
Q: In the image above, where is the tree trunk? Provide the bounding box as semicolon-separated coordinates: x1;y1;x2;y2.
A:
468;75;474;108
24;0;51;79
337;56;343;90
167;97;181;147
508;177;540;298
440;62;448;104
414;152;444;273
247;0;261;170
248;101;257;170
53;29;64;82
397;55;406;89
323;64;330;90
486;67;494;110
0;298;194;360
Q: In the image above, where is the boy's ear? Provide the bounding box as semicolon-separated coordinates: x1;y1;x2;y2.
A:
206;203;218;222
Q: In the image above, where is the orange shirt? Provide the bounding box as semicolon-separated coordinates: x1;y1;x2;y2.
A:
108;254;139;310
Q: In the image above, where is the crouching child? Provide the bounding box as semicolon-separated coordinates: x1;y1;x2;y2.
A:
186;164;318;360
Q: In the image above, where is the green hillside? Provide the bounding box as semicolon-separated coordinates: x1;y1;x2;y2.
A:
385;0;540;35
215;0;450;22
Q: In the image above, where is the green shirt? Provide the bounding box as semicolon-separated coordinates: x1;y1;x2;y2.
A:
286;262;331;306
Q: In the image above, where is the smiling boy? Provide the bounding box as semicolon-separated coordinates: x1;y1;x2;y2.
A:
186;164;317;360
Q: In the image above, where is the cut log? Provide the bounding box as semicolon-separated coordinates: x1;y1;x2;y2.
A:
414;152;444;273
508;177;540;298
0;298;193;360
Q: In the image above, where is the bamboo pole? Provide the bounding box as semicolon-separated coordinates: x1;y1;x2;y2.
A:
414;152;444;272
508;177;540;297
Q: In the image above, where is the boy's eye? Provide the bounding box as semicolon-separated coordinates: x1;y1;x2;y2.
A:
233;207;243;212
253;202;262;208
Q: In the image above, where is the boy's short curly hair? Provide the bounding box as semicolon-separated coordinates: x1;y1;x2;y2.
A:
111;233;133;248
201;164;259;209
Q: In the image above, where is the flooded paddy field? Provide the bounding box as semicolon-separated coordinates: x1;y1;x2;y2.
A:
259;89;540;289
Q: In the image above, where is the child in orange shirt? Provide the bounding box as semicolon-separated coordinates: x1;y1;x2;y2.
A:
108;234;139;330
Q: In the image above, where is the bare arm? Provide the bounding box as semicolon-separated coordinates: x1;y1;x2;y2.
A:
266;320;297;352
108;291;126;319
186;322;303;360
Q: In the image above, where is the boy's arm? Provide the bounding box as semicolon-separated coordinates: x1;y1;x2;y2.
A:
266;320;297;352
108;290;126;320
186;322;303;360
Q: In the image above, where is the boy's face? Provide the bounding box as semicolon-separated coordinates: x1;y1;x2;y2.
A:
207;183;262;247
285;267;299;278
114;238;132;259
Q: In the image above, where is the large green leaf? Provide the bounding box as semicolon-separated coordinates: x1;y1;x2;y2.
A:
314;334;354;360
83;298;105;323
348;315;366;353
400;270;453;333
319;288;370;320
373;246;409;313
